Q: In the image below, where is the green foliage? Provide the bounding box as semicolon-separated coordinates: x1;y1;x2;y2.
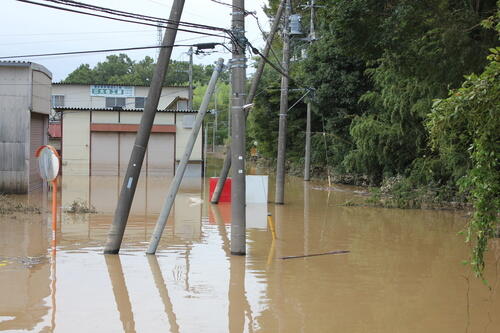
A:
63;53;228;86
428;41;500;277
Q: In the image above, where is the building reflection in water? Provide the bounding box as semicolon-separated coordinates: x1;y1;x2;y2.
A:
59;172;203;246
0;198;51;332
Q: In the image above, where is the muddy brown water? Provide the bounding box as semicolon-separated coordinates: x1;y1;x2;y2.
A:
0;171;499;332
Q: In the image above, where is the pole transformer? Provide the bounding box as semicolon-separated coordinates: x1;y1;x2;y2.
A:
211;0;285;204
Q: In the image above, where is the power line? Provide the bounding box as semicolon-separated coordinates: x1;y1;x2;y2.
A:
0;44;196;60
48;0;228;32
16;0;232;41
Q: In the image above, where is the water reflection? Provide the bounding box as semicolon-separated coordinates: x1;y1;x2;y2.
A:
147;256;179;333
0;214;50;332
104;255;136;333
0;171;499;332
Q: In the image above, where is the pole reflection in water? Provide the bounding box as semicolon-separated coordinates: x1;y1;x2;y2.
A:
147;256;180;333
303;181;310;256
104;255;136;333
211;204;254;332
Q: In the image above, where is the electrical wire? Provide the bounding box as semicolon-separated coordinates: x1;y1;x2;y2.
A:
46;0;229;33
0;44;196;60
15;0;232;41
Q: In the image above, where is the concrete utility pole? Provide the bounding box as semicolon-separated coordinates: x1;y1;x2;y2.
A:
211;0;285;204
275;0;291;204
147;58;225;255
103;0;185;254
230;0;247;255
188;46;194;110
304;0;317;181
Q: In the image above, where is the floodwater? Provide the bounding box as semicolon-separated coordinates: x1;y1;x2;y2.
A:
1;162;499;332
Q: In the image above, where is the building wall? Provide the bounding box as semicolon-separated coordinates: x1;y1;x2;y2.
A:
55;84;201;176
61;110;201;176
0;65;45;193
62;111;90;176
31;70;51;115
177;114;203;162
51;84;189;110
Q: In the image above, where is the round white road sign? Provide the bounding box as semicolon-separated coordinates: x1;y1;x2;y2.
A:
36;145;60;181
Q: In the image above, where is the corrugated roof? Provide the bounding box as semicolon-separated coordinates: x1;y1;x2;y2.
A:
53;107;197;113
52;82;189;88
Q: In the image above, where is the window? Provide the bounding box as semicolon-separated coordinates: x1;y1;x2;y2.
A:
182;114;196;128
135;97;147;109
106;97;126;108
51;95;64;108
177;99;188;110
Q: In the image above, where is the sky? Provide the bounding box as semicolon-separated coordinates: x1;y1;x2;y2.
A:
1;0;271;81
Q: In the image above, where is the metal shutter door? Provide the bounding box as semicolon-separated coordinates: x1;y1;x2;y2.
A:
91;132;119;175
29;113;44;191
119;133;148;177
147;133;175;176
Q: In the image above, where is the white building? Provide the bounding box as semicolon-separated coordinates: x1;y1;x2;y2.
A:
52;83;202;177
0;61;52;193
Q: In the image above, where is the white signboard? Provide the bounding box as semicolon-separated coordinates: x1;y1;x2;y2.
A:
245;175;268;203
90;85;135;97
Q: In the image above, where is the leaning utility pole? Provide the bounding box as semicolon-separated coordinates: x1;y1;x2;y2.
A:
230;0;247;255
188;46;194;110
104;0;185;254
304;0;317;181
147;59;224;255
211;0;285;204
275;0;291;204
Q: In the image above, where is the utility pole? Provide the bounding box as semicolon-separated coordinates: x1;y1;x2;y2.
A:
104;0;185;254
304;0;317;181
230;0;247;255
211;0;285;204
275;0;291;204
147;59;224;254
213;85;218;152
188;46;194;110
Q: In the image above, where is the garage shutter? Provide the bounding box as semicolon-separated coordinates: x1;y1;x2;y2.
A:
119;133;138;176
29;113;45;191
147;133;175;176
89;132;174;177
91;132;119;175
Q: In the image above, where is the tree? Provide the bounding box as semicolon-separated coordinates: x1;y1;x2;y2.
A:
63;54;229;86
427;12;500;277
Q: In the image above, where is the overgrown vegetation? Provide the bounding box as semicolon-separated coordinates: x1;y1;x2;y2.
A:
0;194;40;215
427;15;500;276
249;0;499;277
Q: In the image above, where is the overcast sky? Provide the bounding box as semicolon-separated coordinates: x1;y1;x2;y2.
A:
1;0;270;81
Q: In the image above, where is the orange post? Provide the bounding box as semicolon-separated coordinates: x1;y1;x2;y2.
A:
51;178;57;251
35;145;60;254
